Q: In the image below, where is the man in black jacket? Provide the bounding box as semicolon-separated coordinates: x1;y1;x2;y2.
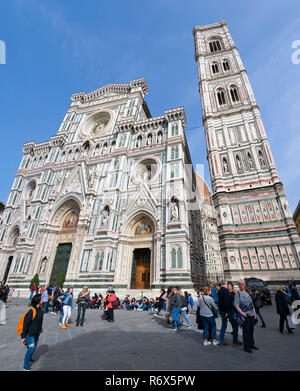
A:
275;286;293;334
218;281;231;346
21;294;44;371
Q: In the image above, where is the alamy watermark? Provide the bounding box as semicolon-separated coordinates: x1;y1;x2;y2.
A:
0;40;6;64
291;40;300;64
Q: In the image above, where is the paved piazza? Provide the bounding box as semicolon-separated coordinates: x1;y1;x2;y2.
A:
0;298;299;371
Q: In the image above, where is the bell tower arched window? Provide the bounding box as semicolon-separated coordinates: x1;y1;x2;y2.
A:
222;60;230;71
230;86;240;102
217;89;226;106
211;62;219;74
209;40;222;53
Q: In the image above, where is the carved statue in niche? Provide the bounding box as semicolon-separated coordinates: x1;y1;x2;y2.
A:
223;158;229;174
52;171;64;196
136;137;142;148
102;144;108;155
259;151;266;167
146;134;152;146
100;208;109;229
236;155;242;170
89;167;97;190
247;153;254;168
157;133;162;143
170;199;179;221
23;217;30;238
39;256;47;274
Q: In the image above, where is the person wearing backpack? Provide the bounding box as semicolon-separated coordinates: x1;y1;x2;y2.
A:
105;290;118;322
18;294;44;371
61;288;74;329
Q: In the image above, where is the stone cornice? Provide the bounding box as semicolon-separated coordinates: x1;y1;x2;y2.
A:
50;133;68;148
192;21;228;36
71;78;149;103
115;106;186;133
23;141;50;155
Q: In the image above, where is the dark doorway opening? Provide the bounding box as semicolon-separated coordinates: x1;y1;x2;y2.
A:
131;248;151;289
49;243;72;285
3;256;13;283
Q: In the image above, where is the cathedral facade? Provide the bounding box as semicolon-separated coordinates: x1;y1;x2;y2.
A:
193;21;300;284
0;78;207;295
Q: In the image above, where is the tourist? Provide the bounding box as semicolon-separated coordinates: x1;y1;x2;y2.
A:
76;286;90;326
149;298;156;311
0;282;7;325
20;294;44;371
251;288;266;327
217;280;231;346
61;288;74;329
184;291;189;313
153;288;166;317
234;279;258;353
41;288;49;314
178;288;192;327
198;286;219;345
164;287;173;325
227;282;242;346
29;283;36;301
128;298;138;310
210;283;218;304
169;287;183;331
275;286;293;334
8;285;15;300
138;297;151;311
121;297;130;310
188;293;195;312
105;290;118;322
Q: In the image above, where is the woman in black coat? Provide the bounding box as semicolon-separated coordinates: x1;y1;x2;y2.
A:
275;286;293;334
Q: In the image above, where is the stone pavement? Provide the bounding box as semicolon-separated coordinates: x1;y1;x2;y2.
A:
0;298;299;371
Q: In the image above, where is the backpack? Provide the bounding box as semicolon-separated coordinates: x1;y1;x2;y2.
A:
17;307;36;335
112;299;120;309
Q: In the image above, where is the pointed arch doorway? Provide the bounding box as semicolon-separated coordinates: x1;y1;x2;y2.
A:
131;248;151;289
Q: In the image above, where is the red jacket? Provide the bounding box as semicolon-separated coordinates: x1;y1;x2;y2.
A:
106;294;117;309
31;284;36;292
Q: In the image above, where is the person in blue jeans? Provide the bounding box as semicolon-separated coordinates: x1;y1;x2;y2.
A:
198;286;220;345
179;289;192;327
41;288;49;314
227;283;242;345
170;287;183;330
20;294;44;371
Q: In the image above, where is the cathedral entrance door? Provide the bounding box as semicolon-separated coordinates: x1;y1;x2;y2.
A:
3;256;13;283
131;248;151;289
49;243;72;285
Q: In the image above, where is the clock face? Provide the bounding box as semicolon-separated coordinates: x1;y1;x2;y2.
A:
80;110;112;138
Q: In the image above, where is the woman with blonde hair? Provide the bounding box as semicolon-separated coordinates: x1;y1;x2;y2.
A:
76;286;90;327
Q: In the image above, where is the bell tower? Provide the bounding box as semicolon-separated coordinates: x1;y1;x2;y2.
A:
193;21;300;283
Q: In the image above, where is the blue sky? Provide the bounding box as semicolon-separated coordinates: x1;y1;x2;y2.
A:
0;0;299;212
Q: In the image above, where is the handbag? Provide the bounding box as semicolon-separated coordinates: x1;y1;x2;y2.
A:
202;296;218;319
287;314;296;329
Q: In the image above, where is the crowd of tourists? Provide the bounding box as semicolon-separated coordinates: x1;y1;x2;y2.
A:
0;277;298;370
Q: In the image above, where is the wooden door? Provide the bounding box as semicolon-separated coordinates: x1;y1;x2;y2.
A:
135;248;150;289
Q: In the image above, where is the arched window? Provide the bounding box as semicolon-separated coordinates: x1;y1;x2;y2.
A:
171;249;176;268
209;39;222;53
222;60;230;71
230;86;240;102
177;248;182;268
171;123;179;136
211;62;219;74
217;89;226;106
